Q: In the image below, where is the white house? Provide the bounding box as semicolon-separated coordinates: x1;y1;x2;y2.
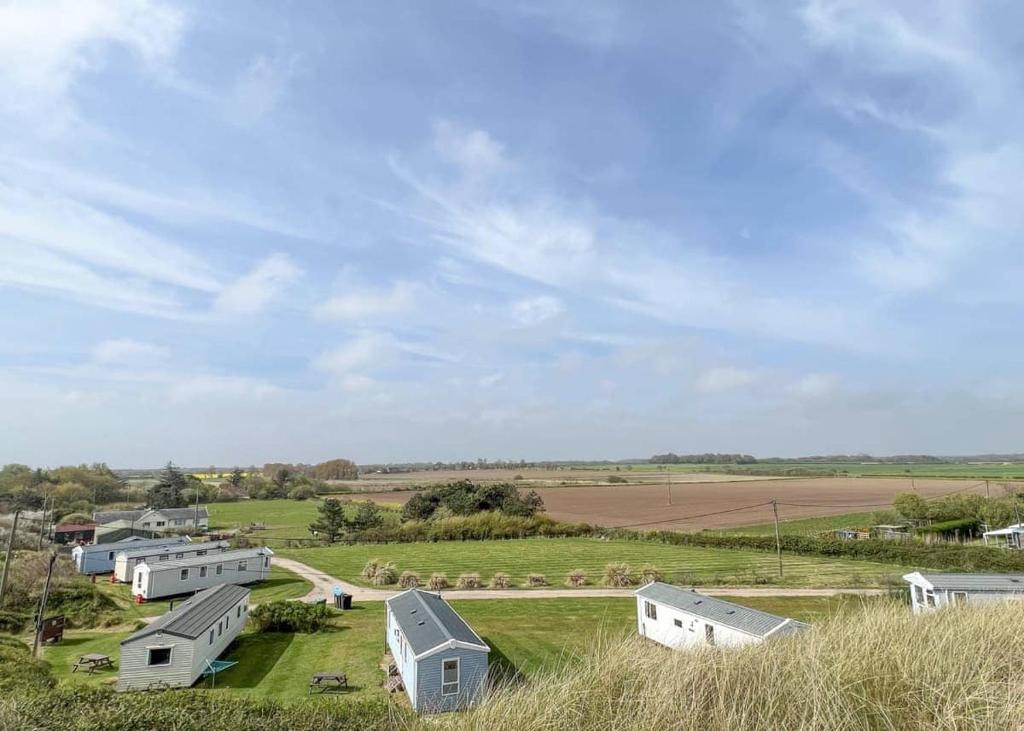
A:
983;523;1024;549
132;547;274;601
94;507;210;533
72;535;191;575
635;582;808;649
903;571;1024;613
113;540;231;583
116;583;250;691
385;588;490;713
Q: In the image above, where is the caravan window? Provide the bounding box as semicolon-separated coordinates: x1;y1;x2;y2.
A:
175;553;183;559
200;566;207;578
673;618;683;628
107;551;115;561
216;564;223;575
644;601;658;620
264;556;270;568
147;647;172;666
237;606;241;618
159;554;168;561
196;550;206;557
209;629;214;645
441;658;460;696
238;560;247;572
952;591;968;605
180;569;189;581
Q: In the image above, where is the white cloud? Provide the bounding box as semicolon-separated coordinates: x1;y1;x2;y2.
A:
225;55;297;126
694;367;760;394
432;120;508;177
92;339;169;366
789;372;840;400
313;333;391;375
168;375;281;403
214;253;302;316
313;281;417;321
510;295;564;326
478;372;504;387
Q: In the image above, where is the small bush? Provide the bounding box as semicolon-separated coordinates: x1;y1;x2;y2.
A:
489;572;512;589
398;570;421;589
361;558;382;580
250;601;330;633
289;484;316;501
604;562;634;587
526;573;549;587
457;573;483;589
566;569;587;587
637;564;662;584
607;475;628;483
428;573;449;590
371;562;398;586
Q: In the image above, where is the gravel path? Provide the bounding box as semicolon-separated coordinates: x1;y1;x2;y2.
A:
273;557;888;603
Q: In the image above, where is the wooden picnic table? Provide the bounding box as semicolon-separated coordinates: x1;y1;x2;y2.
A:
309;672;347;694
72;653;113;674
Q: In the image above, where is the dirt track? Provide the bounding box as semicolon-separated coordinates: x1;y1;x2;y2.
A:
366;477;987;531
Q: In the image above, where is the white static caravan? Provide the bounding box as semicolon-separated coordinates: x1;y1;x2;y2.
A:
117;583;250;692
983;523;1024;549
132;547;274;601
635;582;808;649
904;571;1024;613
72;535;191;575
113;540;231;583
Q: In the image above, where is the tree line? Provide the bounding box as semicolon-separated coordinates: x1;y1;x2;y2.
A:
650;453;758;464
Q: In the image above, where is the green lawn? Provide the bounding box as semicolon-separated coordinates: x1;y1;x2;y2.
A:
94;565;312;618
721;511;881;537
208;499;402;540
43;595;878;701
280;537;908;588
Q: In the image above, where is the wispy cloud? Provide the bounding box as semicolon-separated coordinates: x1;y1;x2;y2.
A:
214;253;302;316
694;366;760;394
225;54;298;127
313;281;418;321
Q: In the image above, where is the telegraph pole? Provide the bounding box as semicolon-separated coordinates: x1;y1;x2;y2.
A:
37;495;49;551
666;471;673;507
772;499;783;577
32;551;57;657
986;480;991;499
0;510;20;607
194;481;201;532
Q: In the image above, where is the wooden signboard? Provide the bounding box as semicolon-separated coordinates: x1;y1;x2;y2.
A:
40;615;65;644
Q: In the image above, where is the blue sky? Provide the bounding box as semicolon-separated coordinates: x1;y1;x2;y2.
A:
2;1;1024;467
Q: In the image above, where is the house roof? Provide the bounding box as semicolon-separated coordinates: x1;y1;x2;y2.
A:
93;507;209;525
138;546;272;572
115;539;228;559
903;571;1024;592
76;535;190;553
94;509;146;524
54;523;96;532
147;507;210;521
635;582;809;639
122;584;251;644
386;589;489;657
983;523;1024;537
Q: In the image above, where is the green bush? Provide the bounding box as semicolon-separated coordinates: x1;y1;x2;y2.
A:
250;601;330;633
0;635;55;694
637;564;662;584
0;610;29;633
353;512;592;543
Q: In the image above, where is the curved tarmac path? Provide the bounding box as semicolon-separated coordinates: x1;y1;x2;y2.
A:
273;557;887;603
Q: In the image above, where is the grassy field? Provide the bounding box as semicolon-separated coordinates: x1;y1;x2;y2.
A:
42;595;873;701
280;537;908;588
634;462;1024;480
93;565;311;618
208;499;402;540
721;511;881;537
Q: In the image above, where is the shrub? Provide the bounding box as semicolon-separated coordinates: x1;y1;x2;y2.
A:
526;573;549;587
566;569;587;587
0;610;29;633
371;562;398;586
607;475;628;483
428;573;449;590
489;572;512;589
456;573;483;589
351;512;592;544
604;563;633;587
288;484;316;501
0;635;54;694
250;601;330;633
637;564;662;584
398;570;421;588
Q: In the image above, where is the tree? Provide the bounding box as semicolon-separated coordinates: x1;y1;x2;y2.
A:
350;501;384;531
271;467;292;493
309;498;349;542
892;492;929;522
227;468;244;489
148;462;189;509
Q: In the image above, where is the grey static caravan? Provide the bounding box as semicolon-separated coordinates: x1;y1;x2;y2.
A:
117;583;250;691
72;535;191;575
131;547;274;601
113;540;231;583
904;571;1024;613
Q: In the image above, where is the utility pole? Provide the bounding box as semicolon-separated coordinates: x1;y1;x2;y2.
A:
193;480;201;532
37;495;49;551
986;480;991;499
772;499;783;577
666;472;673;507
32;551;57;657
0;510;21;607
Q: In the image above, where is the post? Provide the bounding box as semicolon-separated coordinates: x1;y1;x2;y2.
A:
0;510;21;607
666;472;673;507
37;495;49;551
772;499;783;577
986;480;991;499
32;551;57;657
194;482;201;532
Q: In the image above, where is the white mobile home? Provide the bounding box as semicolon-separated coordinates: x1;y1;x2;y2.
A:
983;523;1024;549
904;571;1024;613
132;547;274;601
117;583;250;691
385;588;490;713
636;582;807;649
113;540;231;583
72;535;191;575
94;507;210;533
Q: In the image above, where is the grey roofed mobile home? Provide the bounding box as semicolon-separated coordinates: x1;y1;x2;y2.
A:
71;535;191;575
132;547;274;600
113;540;231;583
117;583;250;692
636;582;808;649
385;588;490;713
904;571;1024;613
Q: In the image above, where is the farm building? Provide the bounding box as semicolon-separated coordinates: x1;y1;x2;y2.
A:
385;588;490;713
93;507;210;533
983;523;1024;549
113;540;231;583
116;583;250;692
904;571;1024;613
132;547;274;601
635;582;808;649
72;535;191;575
53;522;96;545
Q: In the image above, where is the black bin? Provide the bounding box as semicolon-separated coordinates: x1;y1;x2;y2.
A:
334;592;353;610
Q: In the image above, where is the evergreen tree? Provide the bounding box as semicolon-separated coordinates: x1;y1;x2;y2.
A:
148;462;189;509
309;498;348;542
350;500;384;531
227;467;244;489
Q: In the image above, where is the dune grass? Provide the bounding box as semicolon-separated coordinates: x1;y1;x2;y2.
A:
281;537;908;588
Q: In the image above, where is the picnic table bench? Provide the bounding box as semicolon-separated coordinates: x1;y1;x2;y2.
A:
72;653;113;674
309;672;348;694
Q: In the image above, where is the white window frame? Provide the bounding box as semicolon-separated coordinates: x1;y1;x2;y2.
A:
209;629;214;645
107;551;115;561
175;553;183;559
644;600;657;620
146;646;173;666
180;568;189;581
216;564;223;575
952;591;968;605
238;560;247;572
200;566;208;578
441;657;460;696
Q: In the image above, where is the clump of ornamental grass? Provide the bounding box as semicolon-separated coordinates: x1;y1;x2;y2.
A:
566;569;587;587
604;562;633;587
398;571;420;589
371;562;398;586
525;573;549;587
428;573;449;591
456;573;483;589
489;572;512;589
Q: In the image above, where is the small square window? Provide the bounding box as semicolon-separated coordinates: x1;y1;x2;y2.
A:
180;569;189;581
147;647;172;666
218;622;222;637
175;553;183;559
238;560;247;572
196;550;206;557
200;566;207;578
673;618;683;628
